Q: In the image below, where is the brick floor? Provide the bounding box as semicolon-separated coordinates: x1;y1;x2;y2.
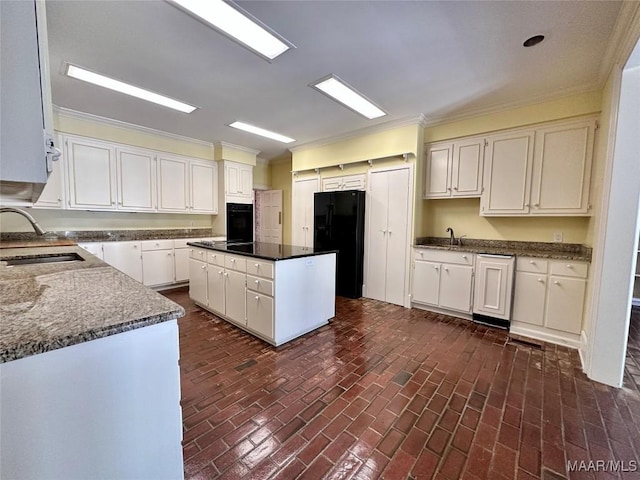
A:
163;288;640;479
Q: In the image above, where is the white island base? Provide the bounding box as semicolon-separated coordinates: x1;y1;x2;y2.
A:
190;249;336;346
0;321;183;480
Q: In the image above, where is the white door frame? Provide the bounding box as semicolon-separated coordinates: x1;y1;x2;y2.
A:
586;37;640;387
364;163;415;308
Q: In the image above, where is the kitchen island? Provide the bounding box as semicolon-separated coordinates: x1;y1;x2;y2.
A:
187;241;337;346
0;245;185;480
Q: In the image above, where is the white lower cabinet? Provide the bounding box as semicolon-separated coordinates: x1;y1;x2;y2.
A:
188;257;208;306
174;241;190;283
207;267;226;315
412;249;474;314
246;292;274;339
225;269;247;326
102;242;143;283
141;240;175;286
78;242;104;260
511;257;588;346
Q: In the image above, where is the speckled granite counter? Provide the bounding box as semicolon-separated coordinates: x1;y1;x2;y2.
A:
0;228;223;244
187;241;338;261
0;245;184;363
415;237;592;262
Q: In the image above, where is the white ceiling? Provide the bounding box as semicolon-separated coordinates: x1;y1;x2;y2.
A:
46;1;623;160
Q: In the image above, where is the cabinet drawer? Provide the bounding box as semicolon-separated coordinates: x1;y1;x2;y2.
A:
246;259;274;279
225;255;247;272
247;275;274;296
189;247;207;261
141;239;174;251
174;239;190;249
414;248;473;266
516;257;549;274
550;261;588;279
207;251;225;267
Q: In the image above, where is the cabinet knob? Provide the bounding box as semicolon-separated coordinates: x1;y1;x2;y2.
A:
447;187;451;191
529;260;535;264
133;245;138;249
434;266;439;270
156;242;160;246
566;264;573;269
224;273;228;277
537;278;544;283
111;201;115;205
254;263;259;268
255;280;259;284
524;203;529;207
167;252;172;256
380;230;386;234
388;230;392;235
533;203;539;207
553;280;560;286
190;249;193;252
453;187;458;191
201;265;206;269
231;258;236;263
443;267;448;272
462;255;467;259
218;270;223;275
255;296;259;301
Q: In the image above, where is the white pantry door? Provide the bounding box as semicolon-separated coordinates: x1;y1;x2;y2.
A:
257;190;283;244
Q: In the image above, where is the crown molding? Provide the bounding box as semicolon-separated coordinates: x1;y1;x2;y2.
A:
288;114;427;153
53;106;214;147
424;83;601;128
597;1;640;85
214;141;261;156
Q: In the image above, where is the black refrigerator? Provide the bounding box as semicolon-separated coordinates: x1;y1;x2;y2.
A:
314;190;366;299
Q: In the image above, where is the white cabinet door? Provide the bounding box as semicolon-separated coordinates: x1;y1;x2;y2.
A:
530;119;595;215
439;264;473;312
157;155;189;212
35;134;65;209
366;167;411;306
481;130;535;215
78;242;103;260
545;276;586;334
322;174;366;192
142;250;175;286
239;164;253;197
225;270;246;325
292;177;319;248
225;161;253;202
424;143;451;198
174;248;190;283
190;160;217;214
473;256;514;320
412;261;440;305
451;137;484;197
189;258;208;305
207;267;225;315
512;271;546;326
66;136;117;210
321;177;343;192
117;147;156;212
102;242;143;283
246;291;274;340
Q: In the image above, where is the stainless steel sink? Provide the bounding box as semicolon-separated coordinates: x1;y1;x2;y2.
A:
3;252;85;266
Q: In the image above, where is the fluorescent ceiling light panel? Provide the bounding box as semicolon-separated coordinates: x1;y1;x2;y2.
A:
311;75;386;119
229;121;295;143
171;0;292;61
65;64;197;113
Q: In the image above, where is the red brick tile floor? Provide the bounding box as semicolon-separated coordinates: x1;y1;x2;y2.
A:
163;288;640;480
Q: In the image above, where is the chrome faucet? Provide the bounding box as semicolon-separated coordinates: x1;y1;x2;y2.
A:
446;227;456;246
0;207;46;236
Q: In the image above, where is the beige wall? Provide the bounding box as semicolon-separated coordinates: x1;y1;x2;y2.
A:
253;161;271;189
270;155;293;244
421;91;602;244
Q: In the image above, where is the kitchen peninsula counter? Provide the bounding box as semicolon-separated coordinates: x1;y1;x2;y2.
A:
1;245;185;479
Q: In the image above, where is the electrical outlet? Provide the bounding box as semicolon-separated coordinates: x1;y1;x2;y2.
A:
553;231;563;243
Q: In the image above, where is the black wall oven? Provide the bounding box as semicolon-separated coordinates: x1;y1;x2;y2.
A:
226;203;254;243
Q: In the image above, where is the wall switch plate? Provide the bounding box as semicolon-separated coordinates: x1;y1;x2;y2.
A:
553;232;563;243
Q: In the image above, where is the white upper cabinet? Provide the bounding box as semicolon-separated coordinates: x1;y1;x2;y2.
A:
424;137;484;199
190;160;218;214
481;116;596;216
480;130;535;215
157;154;189;213
66;135;117;210
117;146;156;212
321;173;366;192
529;118;596;215
225;161;253;203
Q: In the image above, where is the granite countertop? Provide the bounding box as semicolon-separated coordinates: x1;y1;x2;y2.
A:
0;228;223;244
187;241;338;261
414;237;592;262
0;246;185;363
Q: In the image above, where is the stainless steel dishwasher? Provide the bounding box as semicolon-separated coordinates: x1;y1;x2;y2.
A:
472;254;516;329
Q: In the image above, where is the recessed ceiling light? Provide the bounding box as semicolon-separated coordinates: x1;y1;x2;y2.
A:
170;0;294;61
64;64;197;113
229;121;295;143
523;35;545;47
311;74;386;120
